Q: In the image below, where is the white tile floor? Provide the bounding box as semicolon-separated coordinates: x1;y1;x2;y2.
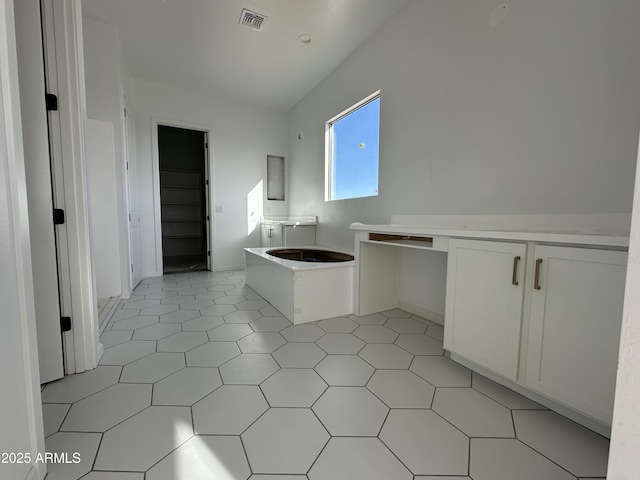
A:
41;270;610;480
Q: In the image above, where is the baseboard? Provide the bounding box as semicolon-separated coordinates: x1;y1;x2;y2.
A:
213;264;245;272
95;341;104;366
397;300;444;325
26;462;42;480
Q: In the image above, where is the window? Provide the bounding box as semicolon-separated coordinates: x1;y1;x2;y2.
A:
325;91;380;201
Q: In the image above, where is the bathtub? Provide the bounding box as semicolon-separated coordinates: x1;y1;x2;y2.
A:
244;247;354;325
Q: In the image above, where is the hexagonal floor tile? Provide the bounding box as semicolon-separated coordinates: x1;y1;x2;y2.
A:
380;409;469;476
219;354;279;384
181;315;225;332
200;304;237;316
100;330;134;349
238;332;286;353
42;366;121;403
308;437;412;480
395;333;443;355
349;312;388;325
470;438;574;480
60;383;151;432
410;355;471;387
100;341;156;366
432;388;514;438
272;342;326;368
261;369;327;407
359;344;413;369
186;342;240;367
110;316;159;331
237;299;270;310
224;309;262;324
146;435;250;480
42;403;70;437
207;323;252;342
513;410;609;477
317;316;358;333
153;367;222;406
426;324;444;341
314;355;375;386
194;291;227;300
132;322;181;341
193;385;268;434
157;331;208;352
280;324;325;342
122;299;162;310
367;370;435;408
44;432;102;480
94;406;193;471
214;295;246;305
110;309;141;322
313;387;388;436
316;333;365;354
159;309;201;323
160;295;199;305
385;317;427;334
353;325;398;343
139;304;179;316
242;409;329;474
83;472;144;480
178;299;214;310
250;316;292;332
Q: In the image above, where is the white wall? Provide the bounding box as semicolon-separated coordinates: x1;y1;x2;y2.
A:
288;0;640;249
287;0;640;317
86;119;121;298
129;78;288;274
82;17;129;296
1;0;46;477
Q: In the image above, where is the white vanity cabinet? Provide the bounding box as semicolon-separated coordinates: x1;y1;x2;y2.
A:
261;223;283;248
444;239;527;381
525;245;627;425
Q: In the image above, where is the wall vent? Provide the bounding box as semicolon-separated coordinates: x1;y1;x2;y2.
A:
239;8;267;31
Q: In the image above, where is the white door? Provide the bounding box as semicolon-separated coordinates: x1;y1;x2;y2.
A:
444;238;526;380
15;0;64;383
125;111;142;289
526;245;627;425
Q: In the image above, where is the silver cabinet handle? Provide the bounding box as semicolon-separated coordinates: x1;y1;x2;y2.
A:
512;256;520;286
534;258;543;290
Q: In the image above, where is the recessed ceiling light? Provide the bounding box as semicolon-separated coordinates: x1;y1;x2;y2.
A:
297;34;312;44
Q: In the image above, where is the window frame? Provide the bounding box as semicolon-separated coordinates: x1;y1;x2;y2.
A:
325;90;381;201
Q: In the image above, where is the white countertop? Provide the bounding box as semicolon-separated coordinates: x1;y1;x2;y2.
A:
350;215;630;249
261;216;317;226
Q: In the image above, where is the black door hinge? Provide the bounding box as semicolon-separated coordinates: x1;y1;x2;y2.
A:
207;250;211;257
53;208;65;225
45;93;58;111
60;316;72;332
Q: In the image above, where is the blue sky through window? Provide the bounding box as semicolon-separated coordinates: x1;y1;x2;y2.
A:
331;96;380;200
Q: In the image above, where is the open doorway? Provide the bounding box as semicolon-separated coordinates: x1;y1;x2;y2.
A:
158;125;210;273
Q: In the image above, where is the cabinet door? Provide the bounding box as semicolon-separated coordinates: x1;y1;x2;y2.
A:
271;225;283;247
526;246;626;425
444;239;526;380
261;225;271;248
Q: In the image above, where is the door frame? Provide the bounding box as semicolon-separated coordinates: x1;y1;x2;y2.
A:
41;0;101;373
151;117;213;275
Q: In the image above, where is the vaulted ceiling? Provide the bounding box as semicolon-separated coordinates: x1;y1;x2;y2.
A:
82;0;413;111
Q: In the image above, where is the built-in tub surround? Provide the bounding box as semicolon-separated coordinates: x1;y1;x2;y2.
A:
245;247;354;325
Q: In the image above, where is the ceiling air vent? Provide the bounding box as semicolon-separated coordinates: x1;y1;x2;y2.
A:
239;8;267;31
